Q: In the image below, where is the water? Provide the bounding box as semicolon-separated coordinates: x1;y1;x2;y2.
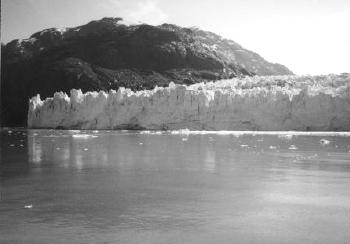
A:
1;129;350;243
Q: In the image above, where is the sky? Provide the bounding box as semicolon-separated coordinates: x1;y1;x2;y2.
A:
1;0;350;75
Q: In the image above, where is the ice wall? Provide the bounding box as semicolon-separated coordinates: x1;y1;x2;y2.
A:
28;74;350;131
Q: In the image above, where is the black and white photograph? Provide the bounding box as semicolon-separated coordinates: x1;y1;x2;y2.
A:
1;0;350;243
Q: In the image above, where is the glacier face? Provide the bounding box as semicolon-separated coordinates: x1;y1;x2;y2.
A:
28;74;350;131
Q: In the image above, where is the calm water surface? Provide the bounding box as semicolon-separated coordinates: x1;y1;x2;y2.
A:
1;129;350;243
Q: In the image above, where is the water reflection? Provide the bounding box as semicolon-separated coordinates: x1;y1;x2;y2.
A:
204;150;217;173
28;134;43;164
0;128;30;177
1;129;350;243
24;130;350;175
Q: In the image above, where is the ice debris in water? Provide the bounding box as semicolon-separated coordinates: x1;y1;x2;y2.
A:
288;145;298;150
170;129;191;135
320;139;330;145
72;134;97;139
28;75;350;130
140;131;163;135
24;204;33;209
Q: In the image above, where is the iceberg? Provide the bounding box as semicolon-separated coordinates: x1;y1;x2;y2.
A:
28;74;350;131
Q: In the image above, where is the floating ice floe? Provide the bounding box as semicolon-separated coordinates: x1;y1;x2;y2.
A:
269;146;277;149
288;145;298;150
170;129;191;135
169;131;350;136
72;134;98;139
24;204;33;209
140;131;163;135
320;139;331;145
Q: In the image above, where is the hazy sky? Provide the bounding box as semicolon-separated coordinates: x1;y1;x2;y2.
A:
2;0;350;75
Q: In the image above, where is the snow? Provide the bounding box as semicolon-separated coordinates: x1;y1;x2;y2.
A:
28;74;350;131
19;37;37;44
72;134;98;139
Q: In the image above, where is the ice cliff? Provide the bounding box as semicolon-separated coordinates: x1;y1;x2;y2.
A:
28;74;350;131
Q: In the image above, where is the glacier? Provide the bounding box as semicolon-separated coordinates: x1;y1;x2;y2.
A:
28;74;350;131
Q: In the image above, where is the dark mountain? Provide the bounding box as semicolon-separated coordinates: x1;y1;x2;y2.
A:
1;17;293;126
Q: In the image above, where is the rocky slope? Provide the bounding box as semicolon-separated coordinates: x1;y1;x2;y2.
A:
28;74;350;131
2;17;293;126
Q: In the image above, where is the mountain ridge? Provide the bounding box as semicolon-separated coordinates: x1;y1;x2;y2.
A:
1;17;293;126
